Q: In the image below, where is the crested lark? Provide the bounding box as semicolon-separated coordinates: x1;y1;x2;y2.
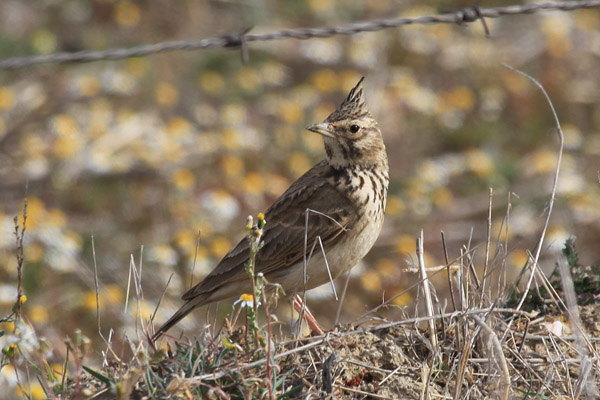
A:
154;77;389;339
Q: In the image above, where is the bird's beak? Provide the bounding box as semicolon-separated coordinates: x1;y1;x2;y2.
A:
307;123;336;139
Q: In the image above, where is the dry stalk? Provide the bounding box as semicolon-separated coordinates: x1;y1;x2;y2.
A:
479;188;493;308
501;63;564;315
190;229;202;289
416;230;438;353
261;279;275;400
472;315;510;400
440;231;457;312
13;196;28;321
558;260;600;398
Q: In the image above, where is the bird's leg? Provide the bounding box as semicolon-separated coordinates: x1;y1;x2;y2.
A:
293;294;325;336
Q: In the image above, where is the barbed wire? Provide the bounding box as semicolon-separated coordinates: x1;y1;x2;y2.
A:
1;0;599;70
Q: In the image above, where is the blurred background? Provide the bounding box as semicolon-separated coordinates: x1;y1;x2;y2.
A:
0;0;599;390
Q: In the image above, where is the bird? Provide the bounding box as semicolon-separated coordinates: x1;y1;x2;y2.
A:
153;77;389;340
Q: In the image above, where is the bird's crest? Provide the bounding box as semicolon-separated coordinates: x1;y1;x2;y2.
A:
326;77;372;123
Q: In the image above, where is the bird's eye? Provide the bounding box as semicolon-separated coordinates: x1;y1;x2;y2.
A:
350;125;360;133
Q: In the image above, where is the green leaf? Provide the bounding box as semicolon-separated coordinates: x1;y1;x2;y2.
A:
82;365;115;385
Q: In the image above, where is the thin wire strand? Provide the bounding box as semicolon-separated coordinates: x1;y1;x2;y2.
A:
1;1;600;70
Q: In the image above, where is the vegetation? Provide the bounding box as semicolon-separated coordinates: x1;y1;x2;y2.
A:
1;1;599;398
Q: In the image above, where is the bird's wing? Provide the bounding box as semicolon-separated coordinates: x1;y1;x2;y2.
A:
182;160;356;301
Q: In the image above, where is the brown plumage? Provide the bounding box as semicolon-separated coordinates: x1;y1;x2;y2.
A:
153;77;389;339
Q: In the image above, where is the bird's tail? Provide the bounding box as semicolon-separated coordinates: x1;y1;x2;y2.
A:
152;300;198;341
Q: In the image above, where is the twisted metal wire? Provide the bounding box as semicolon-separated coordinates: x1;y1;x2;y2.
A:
1;0;599;70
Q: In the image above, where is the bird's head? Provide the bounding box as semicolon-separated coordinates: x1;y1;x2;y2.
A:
307;77;387;169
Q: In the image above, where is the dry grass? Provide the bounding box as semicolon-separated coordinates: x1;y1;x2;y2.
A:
52;232;600;399
3;184;600;398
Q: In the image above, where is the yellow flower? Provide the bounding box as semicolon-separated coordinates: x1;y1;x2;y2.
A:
530;150;557;174
264;174;289;197
28;305;49;324
47;208;67;228
52;114;79;136
22;133;47;157
105;284;124;305
465;149;494;177
574;9;600;30
128;299;156;320
115;1;141;27
31;30;57;54
0;87;15;110
394;235;415;255
0;321;15;333
83;290;100;311
195;220;214;238
234;293;257;308
79;287;124;311
155;82;179;108
76;76;100;97
242;172;265;195
312;104;334;123
125;58;148;77
237;67;261;92
392;291;413;306
401;5;435;18
53;136;82;159
172;168;195;190
150;244;177;265
308;0;333;12
260;61;286;86
546;36;569;58
385;195;404;216
509;250;529;270
199;71;225;94
221;128;242;150
375;258;396;277
279;100;304;124
403;85;438;114
541;14;570;39
221;335;243;351
26;243;44;262
501;70;529;94
432;187;453;208
50;363;65;380
287;152;311;177
390;70;418;94
188;243;208;260
221;155;244;178
166;117;193;138
222;104;246;125
340;70;363;91
16;382;46;400
311;69;339;92
161;140;184;163
442;86;475;111
60;231;82;253
492;220;513;242
51;115;82;159
360;270;381;293
210;237;231;258
174;229;197;250
25;197;45;231
302;127;323;151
